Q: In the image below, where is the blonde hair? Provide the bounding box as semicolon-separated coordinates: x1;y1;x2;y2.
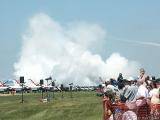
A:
140;68;145;73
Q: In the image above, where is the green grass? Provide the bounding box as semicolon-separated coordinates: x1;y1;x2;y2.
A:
0;91;103;120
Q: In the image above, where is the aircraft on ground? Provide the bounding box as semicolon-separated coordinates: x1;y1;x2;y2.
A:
4;79;22;92
0;81;9;92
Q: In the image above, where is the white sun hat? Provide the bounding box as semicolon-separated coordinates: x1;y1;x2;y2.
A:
128;77;134;81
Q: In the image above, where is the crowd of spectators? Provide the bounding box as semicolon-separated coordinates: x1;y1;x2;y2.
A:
103;68;160;120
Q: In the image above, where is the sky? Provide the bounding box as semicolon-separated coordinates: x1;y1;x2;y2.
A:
0;0;160;81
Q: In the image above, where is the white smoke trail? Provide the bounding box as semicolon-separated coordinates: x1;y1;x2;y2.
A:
14;13;140;86
108;36;160;48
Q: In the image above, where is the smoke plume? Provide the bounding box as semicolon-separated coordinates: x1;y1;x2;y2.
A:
14;13;140;86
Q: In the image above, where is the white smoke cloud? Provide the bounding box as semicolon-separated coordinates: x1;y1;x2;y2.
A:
14;13;140;86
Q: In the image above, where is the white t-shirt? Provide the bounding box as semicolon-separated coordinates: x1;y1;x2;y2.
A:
136;85;149;98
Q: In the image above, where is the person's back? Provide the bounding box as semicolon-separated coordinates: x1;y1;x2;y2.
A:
136;84;149;99
123;85;138;102
126;85;138;102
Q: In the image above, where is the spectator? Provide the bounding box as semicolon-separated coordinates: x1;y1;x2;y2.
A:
136;80;149;99
138;68;148;85
117;73;123;83
149;80;160;104
123;77;138;102
104;80;116;93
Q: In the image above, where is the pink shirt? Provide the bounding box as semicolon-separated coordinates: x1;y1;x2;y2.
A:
138;74;147;83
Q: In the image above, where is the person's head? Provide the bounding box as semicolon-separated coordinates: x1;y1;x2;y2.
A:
130;80;133;85
133;79;137;85
118;83;125;90
104;90;115;101
145;76;150;86
128;77;135;85
105;81;110;87
119;73;122;77
123;79;131;88
151;76;156;80
99;84;102;89
110;78;115;85
156;78;160;88
139;68;145;75
150;81;157;89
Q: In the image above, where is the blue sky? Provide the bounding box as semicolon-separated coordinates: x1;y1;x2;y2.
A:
0;0;160;80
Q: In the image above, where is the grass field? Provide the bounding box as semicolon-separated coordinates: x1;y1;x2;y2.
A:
0;91;103;120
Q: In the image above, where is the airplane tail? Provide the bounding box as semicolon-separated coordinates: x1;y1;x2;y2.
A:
13;79;20;85
29;79;39;86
